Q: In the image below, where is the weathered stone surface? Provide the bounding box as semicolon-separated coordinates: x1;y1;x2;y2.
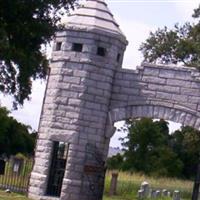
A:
30;1;200;200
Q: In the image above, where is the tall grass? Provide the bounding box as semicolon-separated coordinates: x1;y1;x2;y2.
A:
104;171;193;200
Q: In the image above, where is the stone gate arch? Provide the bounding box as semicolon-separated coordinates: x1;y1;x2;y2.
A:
107;104;200;138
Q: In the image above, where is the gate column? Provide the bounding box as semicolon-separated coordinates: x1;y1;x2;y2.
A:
28;0;127;199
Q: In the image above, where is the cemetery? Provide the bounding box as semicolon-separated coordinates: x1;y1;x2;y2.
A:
0;0;200;200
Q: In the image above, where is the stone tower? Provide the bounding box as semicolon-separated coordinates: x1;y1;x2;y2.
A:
28;0;127;199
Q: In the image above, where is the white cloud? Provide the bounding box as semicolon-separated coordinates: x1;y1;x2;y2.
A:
174;1;199;22
117;18;156;69
0;80;46;131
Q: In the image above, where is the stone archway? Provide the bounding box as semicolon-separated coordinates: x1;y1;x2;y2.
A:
28;0;200;199
108;104;200;133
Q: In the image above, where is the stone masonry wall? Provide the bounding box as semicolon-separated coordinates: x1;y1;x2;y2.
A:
29;29;127;200
29;25;200;200
108;63;200;132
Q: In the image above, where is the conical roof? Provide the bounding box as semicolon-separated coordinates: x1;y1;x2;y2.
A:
63;0;127;42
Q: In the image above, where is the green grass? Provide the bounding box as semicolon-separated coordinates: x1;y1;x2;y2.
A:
0;171;194;200
104;171;193;200
0;190;30;200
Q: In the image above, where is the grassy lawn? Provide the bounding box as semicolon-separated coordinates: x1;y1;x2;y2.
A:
0;171;194;200
104;171;193;200
0;190;30;200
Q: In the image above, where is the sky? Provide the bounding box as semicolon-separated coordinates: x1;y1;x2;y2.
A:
0;0;199;147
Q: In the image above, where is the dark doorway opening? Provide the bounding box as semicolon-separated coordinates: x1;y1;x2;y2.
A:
46;141;69;197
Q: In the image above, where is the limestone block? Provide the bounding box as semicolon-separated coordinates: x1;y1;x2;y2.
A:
156;91;172;100
178;112;187;124
70;84;86;92
115;79;130;87
87;87;104;96
167;79;191;88
157;106;165;119
154;106;163;118
112;86;121;93
60;90;78;98
89;72;107;82
191;81;200;89
68;98;84;106
181;88;200;96
169;109;178;122
78;93;95;101
142;75;166;84
63;76;80;84
144;67;159;76
136;106;144;118
97;81;111;90
103;90;111;98
172;110;182;123
85;102;101;110
122;87;140;95
149;84;180;93
188;96;200;103
159;69;175;78
73;69;88;78
95;96;109;104
172;94;188;102
175;71;191;80
194;118;200;130
112;93;128;101
141;89;156;98
184;114;196;127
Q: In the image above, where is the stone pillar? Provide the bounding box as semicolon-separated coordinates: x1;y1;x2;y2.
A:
28;2;127;199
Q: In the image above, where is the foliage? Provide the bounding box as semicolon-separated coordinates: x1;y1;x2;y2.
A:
120;118;183;177
170;126;200;179
109;117;200;179
139;5;200;68
0;0;77;107
107;153;124;170
0;107;36;157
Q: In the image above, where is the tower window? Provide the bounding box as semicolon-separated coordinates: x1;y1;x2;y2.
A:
117;53;121;62
97;47;106;57
72;43;83;52
55;42;62;51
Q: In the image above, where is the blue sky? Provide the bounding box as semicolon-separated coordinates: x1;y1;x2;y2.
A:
0;0;199;147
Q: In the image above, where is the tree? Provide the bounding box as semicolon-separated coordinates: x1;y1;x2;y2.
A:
139;5;200;68
121;118;183;177
107;153;124;170
0;106;36;157
0;0;77;107
170;126;200;179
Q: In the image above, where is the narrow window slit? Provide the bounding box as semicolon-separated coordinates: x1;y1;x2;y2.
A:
117;53;121;62
97;47;106;57
72;43;83;52
55;42;62;51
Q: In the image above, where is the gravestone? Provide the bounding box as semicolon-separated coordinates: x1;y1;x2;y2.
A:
138;189;145;199
173;190;180;200
162;189;168;196
141;181;150;197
